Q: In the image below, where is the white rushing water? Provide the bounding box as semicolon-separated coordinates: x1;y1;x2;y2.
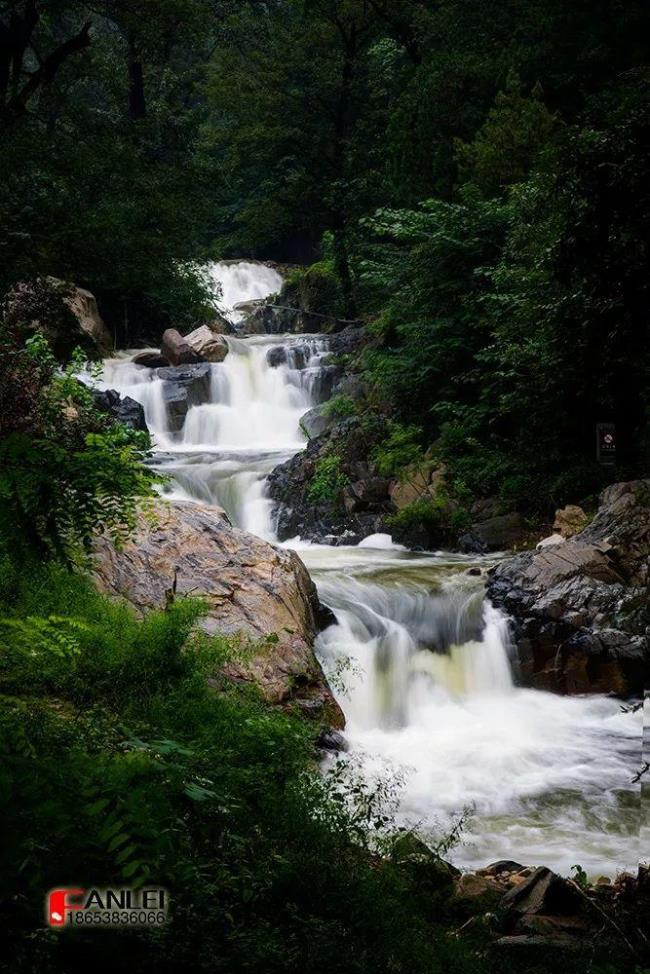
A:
207;260;283;323
98;330;329;538
96;261;643;878
295;543;643;877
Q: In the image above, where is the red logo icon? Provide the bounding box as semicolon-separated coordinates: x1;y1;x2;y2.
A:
47;888;86;927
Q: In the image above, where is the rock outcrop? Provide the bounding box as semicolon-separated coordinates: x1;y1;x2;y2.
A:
92;500;343;726
4;277;113;360
268;418;394;544
185;325;228;362
161;327;204;366
460;513;530;553
487;480;649;696
157;363;211;432
91;388;147;432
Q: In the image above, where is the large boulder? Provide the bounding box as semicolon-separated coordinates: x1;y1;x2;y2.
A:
92;388;147;432
132;350;169;368
3;277;113;360
161;328;204;365
487;480;650;696
185;325;228;363
92;500;343;726
300;405;335;440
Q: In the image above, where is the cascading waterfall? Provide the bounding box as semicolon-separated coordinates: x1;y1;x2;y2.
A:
98;334;328;538
95;261;642;877
293;541;642;876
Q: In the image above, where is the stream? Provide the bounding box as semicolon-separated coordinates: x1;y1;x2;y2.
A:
95;260;642;878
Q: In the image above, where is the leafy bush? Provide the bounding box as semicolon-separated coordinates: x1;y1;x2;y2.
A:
0;318;158;560
323;394;356;419
372;422;426;477
307;454;349;503
0;561;488;974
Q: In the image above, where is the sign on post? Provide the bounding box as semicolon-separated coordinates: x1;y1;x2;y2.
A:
596;423;616;465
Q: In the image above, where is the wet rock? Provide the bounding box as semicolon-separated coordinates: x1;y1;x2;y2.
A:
92;388;147;432
185;324;228;363
316;728;348;753
162;384;189;432
268;418;394;544
156;363;212;432
480;860;525;876
267;345;287;367
300;405;335;440
307;364;339;403
487;480;650;696
92;500;343;726
157;363;211;404
132;350;169;368
460;513;529;553
161;327;204;365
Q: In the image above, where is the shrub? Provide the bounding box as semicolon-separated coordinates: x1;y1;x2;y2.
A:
307;454;349;503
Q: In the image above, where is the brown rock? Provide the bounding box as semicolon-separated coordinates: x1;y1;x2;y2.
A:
92;500;343;726
4;277;113;360
65;285;113;355
553;504;589;539
454;873;503;904
132;350;169;368
161;328;204;365
185;325;229;363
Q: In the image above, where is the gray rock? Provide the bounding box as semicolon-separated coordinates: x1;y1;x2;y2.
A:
92;388;147;432
158;363;211;404
487;480;650;696
132;350;169;368
267;345;287;367
161;384;189;432
300;405;334;440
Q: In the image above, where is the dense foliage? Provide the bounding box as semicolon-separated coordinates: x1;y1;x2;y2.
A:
0;292;157;560
2;560;641;974
1;1;649;969
3;0;647;507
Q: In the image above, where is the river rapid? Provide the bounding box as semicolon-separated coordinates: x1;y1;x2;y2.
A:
94;261;643;878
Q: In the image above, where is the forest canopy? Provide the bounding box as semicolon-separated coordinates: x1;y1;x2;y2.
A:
1;0;648;511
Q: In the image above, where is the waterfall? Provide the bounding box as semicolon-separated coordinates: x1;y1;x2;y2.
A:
93;260;641;878
299;543;642;877
207;260;283;323
95;263;329;538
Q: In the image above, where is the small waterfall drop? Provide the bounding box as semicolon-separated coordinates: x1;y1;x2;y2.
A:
207;260;283;323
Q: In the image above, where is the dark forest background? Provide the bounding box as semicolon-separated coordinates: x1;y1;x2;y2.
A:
2;0;649;513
